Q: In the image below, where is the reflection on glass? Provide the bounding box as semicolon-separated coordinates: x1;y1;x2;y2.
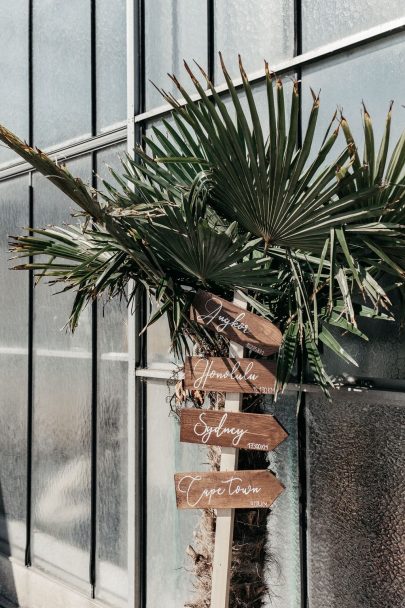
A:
33;0;91;148
96;0;126;132
145;0;207;109
0;0;28;165
146;382;209;607
306;392;405;608
31;157;92;590
302;0;405;51
214;0;294;82
0;176;29;562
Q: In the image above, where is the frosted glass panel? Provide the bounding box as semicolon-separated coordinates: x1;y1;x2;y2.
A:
263;393;301;608
96;299;128;606
147;305;175;368
95;145;128;606
145;0;207;109
214;0;294;82
96;0;126;132
302;34;405;153
31;157;92;590
0;0;28;165
146;383;209;607
0;177;28;561
302;0;405;51
306;392;405;608
33;0;91;147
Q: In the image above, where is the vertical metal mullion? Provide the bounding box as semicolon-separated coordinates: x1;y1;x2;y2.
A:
25;0;34;569
89;0;98;598
127;1;146;607
207;0;215;83
295;0;303;148
294;2;308;606
135;0;146;602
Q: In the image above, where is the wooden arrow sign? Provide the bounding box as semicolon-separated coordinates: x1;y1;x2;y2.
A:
180;408;288;451
174;469;284;509
189;291;282;355
184;356;276;394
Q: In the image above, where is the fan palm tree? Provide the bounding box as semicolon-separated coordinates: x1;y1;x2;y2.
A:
1;57;405;396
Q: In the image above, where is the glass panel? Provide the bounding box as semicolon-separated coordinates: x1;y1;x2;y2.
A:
0;176;28;562
302;35;405;383
0;0;29;166
302;34;405;154
145;0;208;109
31;157;92;590
146;301;176;369
95;145;128;606
96;0;126;132
263;393;301;608
302;0;405;51
214;0;294;82
146;382;209;607
306;392;405;608
33;0;91;148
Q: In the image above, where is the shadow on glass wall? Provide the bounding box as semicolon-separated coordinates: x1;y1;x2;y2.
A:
0;483;18;606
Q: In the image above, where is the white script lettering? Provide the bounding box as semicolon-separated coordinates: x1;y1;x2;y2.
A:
192;359;260;391
197;298;250;335
193;412;248;446
177;474;262;507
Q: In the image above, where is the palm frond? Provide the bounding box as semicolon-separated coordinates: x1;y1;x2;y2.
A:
1;57;405;398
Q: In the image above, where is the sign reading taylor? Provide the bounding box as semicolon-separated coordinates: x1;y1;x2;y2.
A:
180;408;288;451
184;356;276;394
189;291;282;355
175;469;284;509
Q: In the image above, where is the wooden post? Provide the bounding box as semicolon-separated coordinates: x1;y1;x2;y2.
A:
210;292;246;608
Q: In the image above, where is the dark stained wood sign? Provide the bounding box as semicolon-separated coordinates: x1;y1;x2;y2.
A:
180;408;288;451
189;291;282;355
174;469;284;509
184;356;276;394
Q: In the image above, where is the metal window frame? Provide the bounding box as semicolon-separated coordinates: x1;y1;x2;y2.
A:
1;15;404;182
0;3;133;608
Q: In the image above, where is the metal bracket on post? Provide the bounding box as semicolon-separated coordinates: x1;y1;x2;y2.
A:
210;292;246;608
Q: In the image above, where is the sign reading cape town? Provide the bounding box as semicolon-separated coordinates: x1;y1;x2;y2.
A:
189;291;282;355
180;409;288;452
174;470;284;509
184;356;276;394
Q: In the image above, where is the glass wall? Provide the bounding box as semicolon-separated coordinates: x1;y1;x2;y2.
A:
96;144;129;607
33;0;92;147
31;159;92;589
0;1;128;606
0;1;29;165
0;2;404;608
214;0;294;80
306;392;405;608
302;1;405;50
0;177;29;565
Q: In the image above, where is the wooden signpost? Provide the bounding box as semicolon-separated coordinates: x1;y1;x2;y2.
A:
180;409;288;452
190;290;282;355
175;470;284;510
184;356;276;394
174;291;285;608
